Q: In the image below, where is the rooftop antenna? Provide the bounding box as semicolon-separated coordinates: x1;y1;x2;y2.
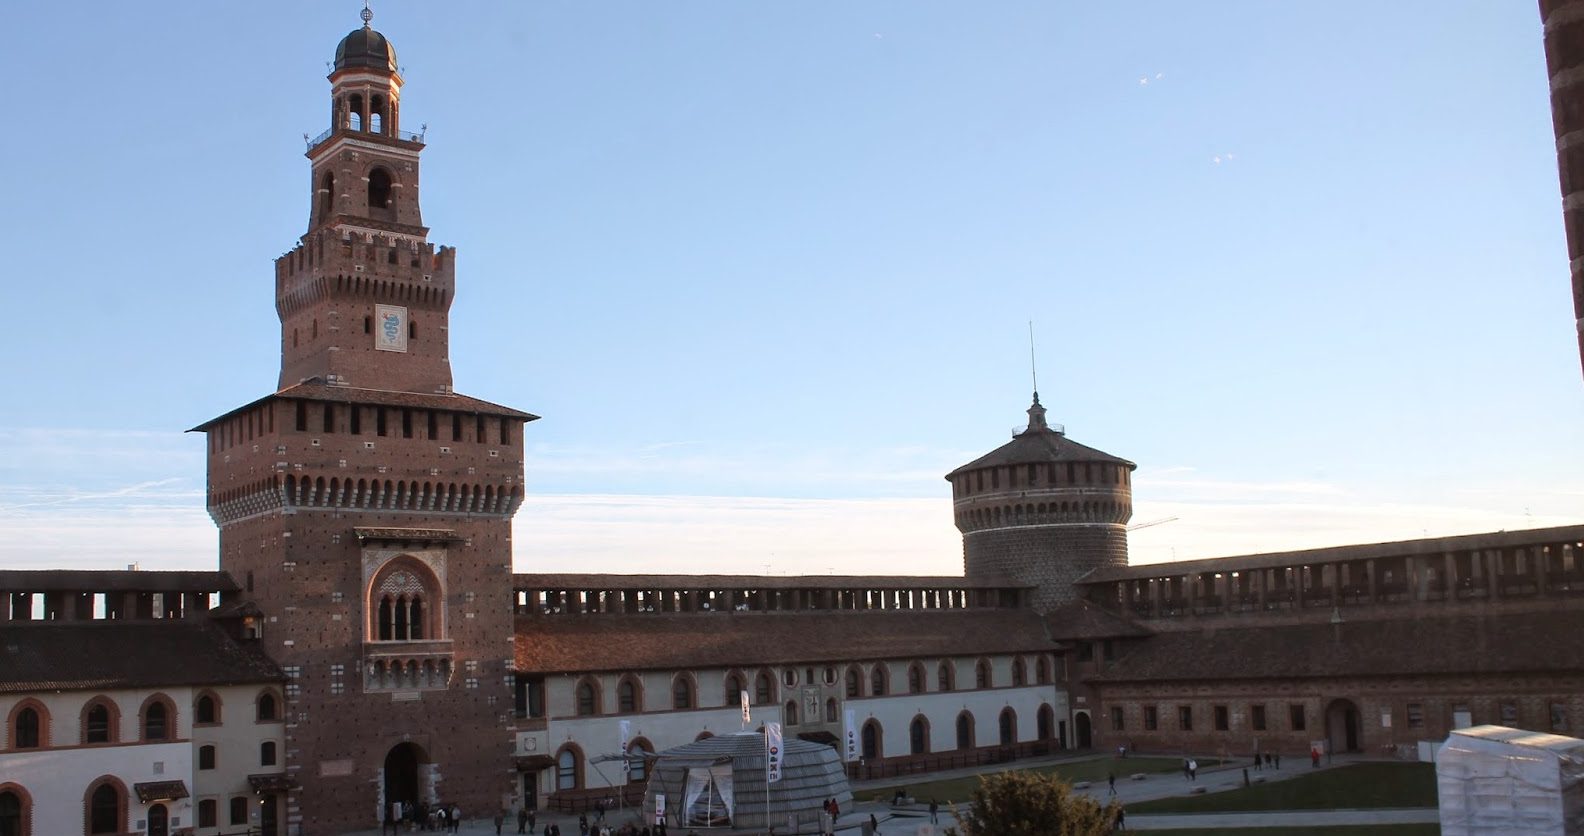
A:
1028;320;1039;400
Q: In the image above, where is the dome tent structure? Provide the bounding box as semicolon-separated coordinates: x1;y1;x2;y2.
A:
641;731;852;832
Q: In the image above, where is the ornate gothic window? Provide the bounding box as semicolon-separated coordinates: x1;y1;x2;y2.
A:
369;560;442;642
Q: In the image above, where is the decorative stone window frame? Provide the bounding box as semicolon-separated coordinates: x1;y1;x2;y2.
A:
6;698;50;750
79;697;119;746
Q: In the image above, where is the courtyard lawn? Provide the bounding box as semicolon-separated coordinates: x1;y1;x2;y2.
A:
1133;827;1439;835
861;756;1204;804
1128;762;1438;814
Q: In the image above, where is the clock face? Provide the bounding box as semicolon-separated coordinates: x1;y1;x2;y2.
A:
374;304;408;352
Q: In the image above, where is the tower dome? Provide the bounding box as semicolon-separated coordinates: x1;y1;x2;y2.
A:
947;393;1136;612
334;12;397;72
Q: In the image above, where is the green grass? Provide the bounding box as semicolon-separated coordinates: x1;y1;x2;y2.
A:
861;756;1214;805
1132;827;1439;835
1128;763;1438;814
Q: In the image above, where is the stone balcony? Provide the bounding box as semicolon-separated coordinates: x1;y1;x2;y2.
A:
363;639;454;691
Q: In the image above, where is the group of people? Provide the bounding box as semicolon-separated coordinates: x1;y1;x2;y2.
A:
1249;752;1282;770
383;800;464;834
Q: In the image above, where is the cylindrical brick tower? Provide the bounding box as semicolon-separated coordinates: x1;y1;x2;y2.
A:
1540;0;1584;378
947;394;1135;613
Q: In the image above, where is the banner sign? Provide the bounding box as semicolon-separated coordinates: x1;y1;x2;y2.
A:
843;710;859;762
619;719;632;754
766;722;784;784
654;793;666;826
374;304;408;352
741;689;751;727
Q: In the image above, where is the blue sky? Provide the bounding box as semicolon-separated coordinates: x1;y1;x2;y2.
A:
1;2;1579;574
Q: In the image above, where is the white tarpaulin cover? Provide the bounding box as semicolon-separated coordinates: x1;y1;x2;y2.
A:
1438;725;1584;835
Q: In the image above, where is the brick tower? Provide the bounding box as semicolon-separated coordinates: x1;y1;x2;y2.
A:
1539;0;1584;379
194;10;536;834
947;393;1134;613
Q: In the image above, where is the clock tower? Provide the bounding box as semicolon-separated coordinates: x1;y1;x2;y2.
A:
194;10;536;833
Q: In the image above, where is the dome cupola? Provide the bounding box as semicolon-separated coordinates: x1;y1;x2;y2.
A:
334;6;397;72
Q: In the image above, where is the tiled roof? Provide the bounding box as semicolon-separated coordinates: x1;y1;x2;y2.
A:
1087;609;1584;683
0;619;284;693
947;427;1134;477
190;381;537;431
513;573;1027;591
1077;524;1584;584
514;609;1057;674
0;570;239;594
1044;600;1152;641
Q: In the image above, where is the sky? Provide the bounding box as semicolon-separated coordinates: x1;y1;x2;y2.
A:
1;2;1580;576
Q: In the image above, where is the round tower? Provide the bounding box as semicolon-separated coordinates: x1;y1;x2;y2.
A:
947;393;1135;612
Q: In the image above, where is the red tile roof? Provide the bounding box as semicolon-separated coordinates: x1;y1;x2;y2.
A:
0;619;284;693
190;381;537;431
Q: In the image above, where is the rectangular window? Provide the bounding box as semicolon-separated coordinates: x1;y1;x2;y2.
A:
376;408;388;436
1111;706;1124;731
295;400;307;431
426;410;438;440
1027;463;1038;484
402;409;413;438
1102;640;1115;661
199;745;216;770
1143;705;1158;731
501;417;513;445
452;413;463;441
476;415;486;442
230;797;248;826
1077;642;1094;662
1407;703;1424;729
1499;702;1519;727
198;800;217;828
1251;705;1267;731
350;406;362;435
1214;705;1229;731
322;403;334;433
1178;705;1193;731
1290;704;1306;731
1552;702;1569;733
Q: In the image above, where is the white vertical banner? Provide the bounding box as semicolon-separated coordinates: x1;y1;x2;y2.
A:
741;690;751;727
766;722;784;784
619;719;632;754
654;793;666;826
843;709;859;763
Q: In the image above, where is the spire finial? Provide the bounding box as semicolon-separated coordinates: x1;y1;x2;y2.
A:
361;1;374;28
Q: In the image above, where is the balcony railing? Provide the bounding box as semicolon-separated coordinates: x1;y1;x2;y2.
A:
306;126;426;151
364;639;454;691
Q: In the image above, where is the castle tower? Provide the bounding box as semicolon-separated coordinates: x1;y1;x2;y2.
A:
1539;0;1584;379
947;394;1135;613
193;11;537;833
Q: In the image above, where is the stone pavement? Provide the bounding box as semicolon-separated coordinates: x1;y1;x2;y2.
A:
335;752;1438;834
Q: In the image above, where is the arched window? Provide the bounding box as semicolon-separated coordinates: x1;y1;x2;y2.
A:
782;669;798;688
907;662;925;695
369;559;441;642
861;720;882;761
870;666;888;697
0;786;24;836
785;700;799;726
825;697;838;723
937;661;955;692
11;706;41;750
556;747;581;791
347;94;364;131
976;659;993;689
999;708;1017;745
956;711;975;750
1037;704;1055;741
141;697;172;741
724;672;745;706
909;715;930;755
198;745;216;770
755;671;776;705
1012;657;1027;687
575;679;600;716
844;667;861;699
368;167;392;211
82;699;115;745
617;676;642;714
1036;655;1050;685
318;171;335;222
672;676;695;710
195;693;219;725
261;741;278;766
86;778;125;835
256;691;279;722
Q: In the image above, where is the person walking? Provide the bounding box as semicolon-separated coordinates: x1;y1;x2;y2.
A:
494;810;506;835
1107;773;1117;797
1188;758;1198;781
518;808;530;834
928;798;939;824
1311;747;1321;768
1114;806;1126;831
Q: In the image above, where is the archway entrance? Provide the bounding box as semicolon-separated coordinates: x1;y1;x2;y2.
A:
1074;711;1092;749
1325;699;1361;753
384;743;428;815
147;803;168;836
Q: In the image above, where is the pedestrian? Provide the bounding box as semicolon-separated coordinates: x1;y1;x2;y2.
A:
1107;773;1117;796
453;805;463;834
495;810;506;836
518;808;530;834
1311;747;1320;768
1253;753;1262;771
1182;759;1191;781
579;813;589;836
1242;768;1249;788
1114;806;1126;831
929;798;939;824
1116;744;1125;759
1264;753;1272;769
1188;758;1198;781
869;812;880;834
